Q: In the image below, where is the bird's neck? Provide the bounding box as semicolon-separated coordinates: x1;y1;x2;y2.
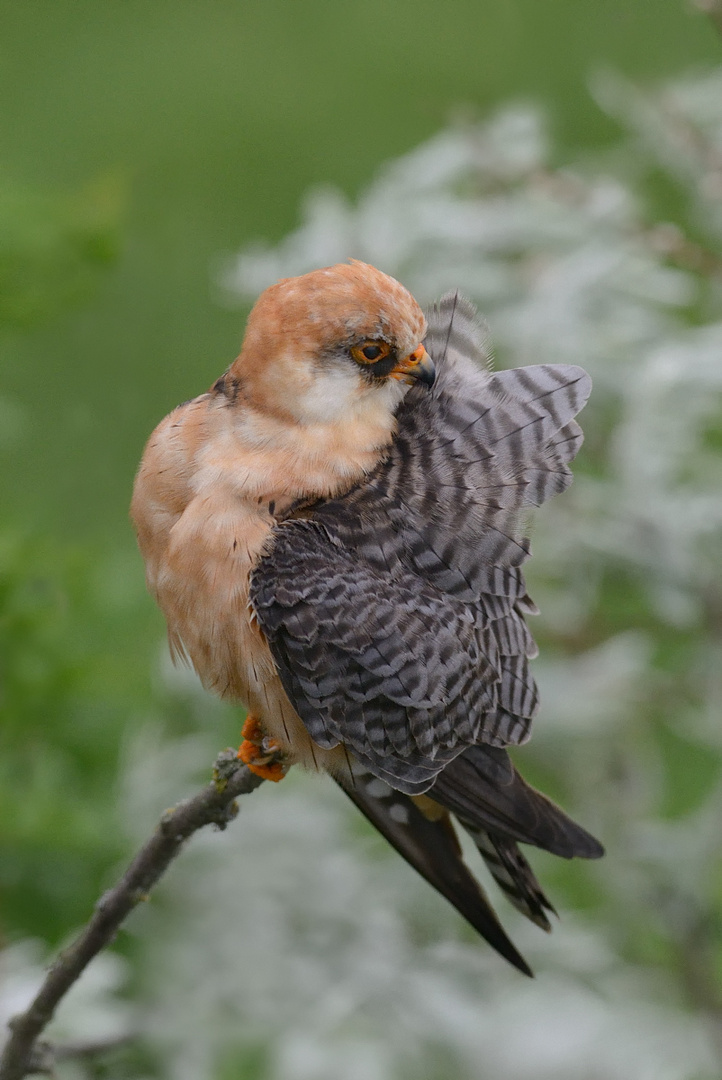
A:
192;390;397;507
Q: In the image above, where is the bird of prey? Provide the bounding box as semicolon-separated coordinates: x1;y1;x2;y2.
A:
131;260;602;975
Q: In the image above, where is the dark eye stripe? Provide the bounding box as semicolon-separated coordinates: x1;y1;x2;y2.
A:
365;351;398;379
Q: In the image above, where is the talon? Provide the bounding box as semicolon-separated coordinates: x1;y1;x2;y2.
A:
261;735;281;756
237;714;287;781
248;759;286;782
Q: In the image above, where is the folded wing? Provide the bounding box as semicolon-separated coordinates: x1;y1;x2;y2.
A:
251;295;592;793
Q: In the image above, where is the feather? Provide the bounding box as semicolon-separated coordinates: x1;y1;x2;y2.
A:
335;764;534;976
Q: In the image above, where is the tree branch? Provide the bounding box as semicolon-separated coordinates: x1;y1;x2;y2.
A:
0;750;270;1080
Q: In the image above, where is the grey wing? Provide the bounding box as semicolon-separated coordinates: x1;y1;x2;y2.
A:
251;519;501;794
328;293;592;589
251;295;592;792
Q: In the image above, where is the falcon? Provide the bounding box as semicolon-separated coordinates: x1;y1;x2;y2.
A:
131;260;603;975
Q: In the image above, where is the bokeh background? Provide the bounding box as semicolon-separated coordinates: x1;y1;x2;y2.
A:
2;2;722;1078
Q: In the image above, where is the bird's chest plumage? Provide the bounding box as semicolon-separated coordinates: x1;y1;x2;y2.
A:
131;390;397;769
158;489;277;701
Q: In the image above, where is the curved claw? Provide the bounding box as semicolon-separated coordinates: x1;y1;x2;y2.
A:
237;714;287;782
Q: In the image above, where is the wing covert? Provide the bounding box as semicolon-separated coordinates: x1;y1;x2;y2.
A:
252;520;500;794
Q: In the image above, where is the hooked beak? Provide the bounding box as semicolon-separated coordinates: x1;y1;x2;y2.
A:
391;344;436;389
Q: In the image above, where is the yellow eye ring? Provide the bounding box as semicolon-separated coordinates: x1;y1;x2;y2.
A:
351;340;391;365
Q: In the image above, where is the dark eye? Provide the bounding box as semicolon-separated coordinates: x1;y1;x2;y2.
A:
351;340;391;366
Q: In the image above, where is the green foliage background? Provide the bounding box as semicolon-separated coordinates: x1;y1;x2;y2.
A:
1;3;721;1078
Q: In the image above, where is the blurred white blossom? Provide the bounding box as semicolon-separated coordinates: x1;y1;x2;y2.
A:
117;733;717;1080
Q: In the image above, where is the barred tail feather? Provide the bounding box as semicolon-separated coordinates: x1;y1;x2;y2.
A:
462;824;555;931
335;765;534;976
431;745;604;860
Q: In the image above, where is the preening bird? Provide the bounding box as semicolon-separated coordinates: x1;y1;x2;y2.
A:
131;260;603;975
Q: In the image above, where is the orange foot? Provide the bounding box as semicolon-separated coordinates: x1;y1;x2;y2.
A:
237;713;286;782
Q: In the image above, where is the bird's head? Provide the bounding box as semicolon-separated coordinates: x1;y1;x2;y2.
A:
228;261;433;426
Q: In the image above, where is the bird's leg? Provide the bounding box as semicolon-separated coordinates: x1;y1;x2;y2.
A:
237;714;287;781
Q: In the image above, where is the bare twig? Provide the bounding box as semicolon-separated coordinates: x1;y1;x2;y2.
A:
0;750;270;1080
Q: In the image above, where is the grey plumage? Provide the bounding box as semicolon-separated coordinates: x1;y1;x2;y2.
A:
431;744;602;932
251;293;602;971
337;761;535;977
251;294;592;792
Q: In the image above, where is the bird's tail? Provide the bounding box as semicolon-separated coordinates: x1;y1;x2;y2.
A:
431;743;603;932
335;764;534;976
334;745;603;973
459;825;555;931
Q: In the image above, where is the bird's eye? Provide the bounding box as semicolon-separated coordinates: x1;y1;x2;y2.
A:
351;340;391;365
